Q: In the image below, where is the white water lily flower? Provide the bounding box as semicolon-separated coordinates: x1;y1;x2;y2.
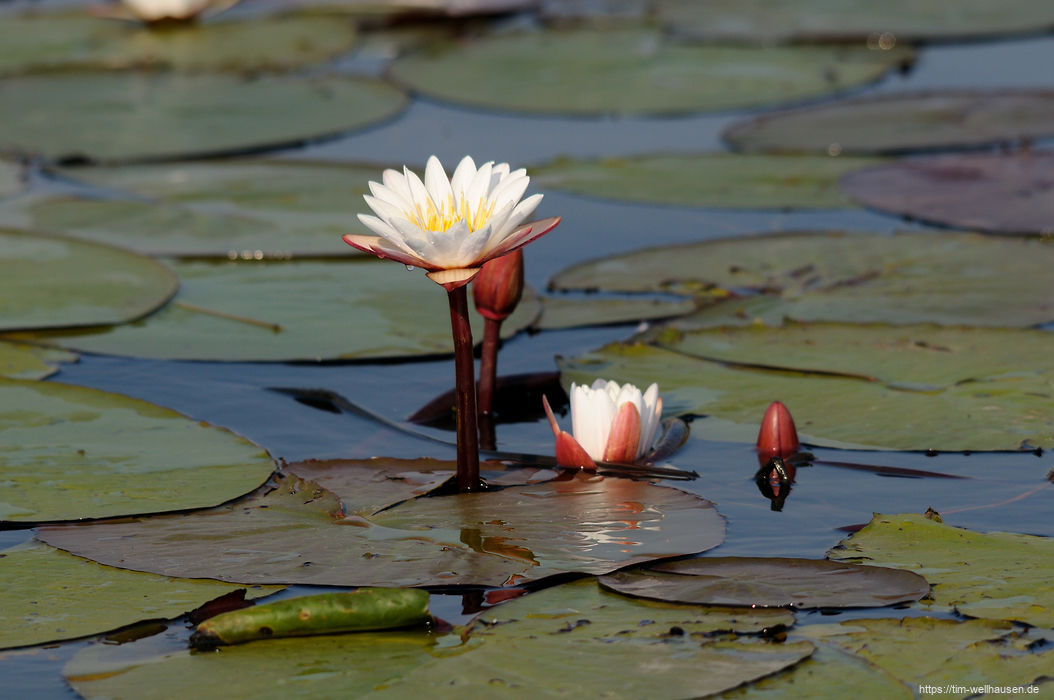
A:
344;155;559;290
119;0;237;22
544;379;663;468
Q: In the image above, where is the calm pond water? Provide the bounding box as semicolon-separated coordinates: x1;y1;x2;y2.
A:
3;16;1054;699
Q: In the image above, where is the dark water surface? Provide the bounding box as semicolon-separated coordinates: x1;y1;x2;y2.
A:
3;26;1054;700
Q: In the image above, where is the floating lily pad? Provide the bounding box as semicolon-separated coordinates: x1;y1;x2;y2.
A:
533;154;882;209
0;340;76;380
7;159;402;257
796;617;1054;694
0;377;276;522
388;27;913;116
841;152;1054;235
0;11;356;75
38;462;726;587
0;228;177;332
560;338;1054;451
12;258;541;361
549;231;1054;328
0;160;22;197
533;295;697;330
0;72;407;163
828;513;1054;626
600;557;929;609
0;540;280;649
655;0;1054;44
65;579;805;700
723;91;1054;155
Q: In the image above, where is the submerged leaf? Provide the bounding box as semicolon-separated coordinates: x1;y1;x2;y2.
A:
0;340;76;380
828;513;1054;626
600;557;929;609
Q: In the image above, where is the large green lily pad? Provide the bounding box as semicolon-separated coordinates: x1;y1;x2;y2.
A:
0;72;407;163
10;258;540;361
38;462;726;587
828;513;1054;626
723;91;1054;155
600;557;929;609
0;377;276;522
3;159;401;257
549;231;1054;328
388;27;913;116
0;340;76;380
0;11;356;75
559;337;1054;451
0;228;177;332
655;0;1054;44
841;152;1054;235
533;295;697;330
0;539;280;649
533;154;881;209
64;580;805;699
795;617;1054;695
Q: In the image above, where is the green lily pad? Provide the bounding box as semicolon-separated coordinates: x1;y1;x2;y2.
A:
65;579;804;700
560;338;1054;450
11;258;541;361
38;462;726;587
388;27;913;116
380;579;810;699
655;0;1054;44
600;557;929;609
5;159;402;257
0;72;407;163
716;645;913;700
828;513;1054;626
795;617;1054;694
549;231;1054;328
841;152;1054;236
0;228;177;332
0;11;356;75
0;377;276;522
533;154;882;209
0;539;280;649
0;340;76;380
533;295;697;330
0;160;22;197
723;91;1054;155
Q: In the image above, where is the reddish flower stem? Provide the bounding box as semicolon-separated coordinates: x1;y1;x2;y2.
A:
477;317;502;417
447;285;482;492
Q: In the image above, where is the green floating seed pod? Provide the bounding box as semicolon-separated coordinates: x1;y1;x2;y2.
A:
190;588;431;648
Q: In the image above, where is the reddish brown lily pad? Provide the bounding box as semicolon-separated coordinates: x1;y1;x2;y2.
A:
723;91;1054;155
599;557;930;609
840;151;1054;235
38;460;725;588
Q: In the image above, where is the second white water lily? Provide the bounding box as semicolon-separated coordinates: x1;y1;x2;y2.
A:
345;155;559;289
119;0;236;22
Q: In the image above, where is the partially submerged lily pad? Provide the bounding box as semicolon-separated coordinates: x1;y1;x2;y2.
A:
533;153;882;209
600;557;929;609
12;258;541;361
723;91;1054;155
828;513;1054;626
560;337;1054;450
38;462;726;587
0;377;276;522
0;340;76;380
549;231;1054;328
0;228;177;332
7;159;400;257
0;539;280;649
841;152;1054;235
0;72;407;163
654;0;1054;44
388;27;913;116
0;11;357;74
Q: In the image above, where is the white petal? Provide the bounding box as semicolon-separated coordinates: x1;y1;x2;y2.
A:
638;384;662;457
501;193;543;236
450;156;478;202
424;155;454;209
489;174;530;214
464;162;494;209
356;213;401;241
404;166;437;214
369;180;412;212
381;168;413;204
362;194;409;227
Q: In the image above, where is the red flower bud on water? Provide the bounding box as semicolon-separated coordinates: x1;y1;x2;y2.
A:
756;401;800;459
472;249;524;321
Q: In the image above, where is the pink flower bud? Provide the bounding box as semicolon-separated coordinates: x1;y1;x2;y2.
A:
472;250;524;321
756;401;800;459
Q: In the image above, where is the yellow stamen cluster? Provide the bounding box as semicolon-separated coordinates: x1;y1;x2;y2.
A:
408;195;495;233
